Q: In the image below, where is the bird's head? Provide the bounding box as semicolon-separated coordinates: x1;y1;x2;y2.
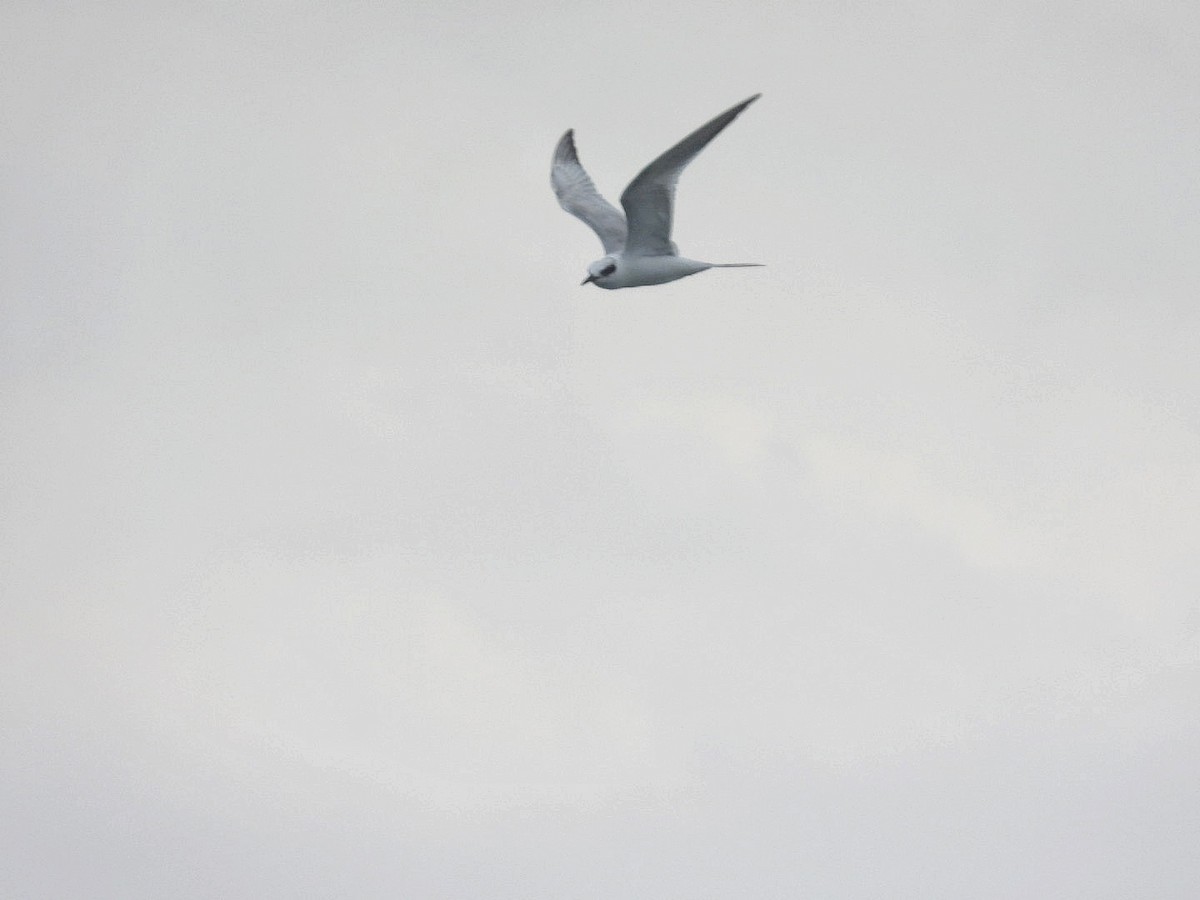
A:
581;257;618;287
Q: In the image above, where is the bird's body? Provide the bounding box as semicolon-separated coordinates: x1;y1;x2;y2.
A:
585;254;713;290
551;94;762;290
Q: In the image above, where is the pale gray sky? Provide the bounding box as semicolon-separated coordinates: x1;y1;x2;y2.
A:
3;2;1199;897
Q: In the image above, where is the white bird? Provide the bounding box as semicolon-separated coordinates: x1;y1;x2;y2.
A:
551;94;763;290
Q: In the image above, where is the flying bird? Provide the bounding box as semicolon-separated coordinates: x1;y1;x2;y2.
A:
551;94;763;290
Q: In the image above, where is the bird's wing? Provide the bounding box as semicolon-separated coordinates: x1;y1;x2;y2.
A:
551;130;627;255
619;94;761;258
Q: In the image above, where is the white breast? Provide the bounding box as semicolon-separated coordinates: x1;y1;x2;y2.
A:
598;255;712;290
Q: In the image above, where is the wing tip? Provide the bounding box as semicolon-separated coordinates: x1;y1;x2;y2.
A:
553;128;578;164
738;93;763;112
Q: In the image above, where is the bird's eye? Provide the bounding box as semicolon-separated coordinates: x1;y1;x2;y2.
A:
600;264;616;276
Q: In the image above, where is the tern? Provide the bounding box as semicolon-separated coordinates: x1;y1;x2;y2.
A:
551;94;763;290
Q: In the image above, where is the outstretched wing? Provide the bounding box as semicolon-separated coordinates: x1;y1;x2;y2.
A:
619;94;761;258
551;130;627;255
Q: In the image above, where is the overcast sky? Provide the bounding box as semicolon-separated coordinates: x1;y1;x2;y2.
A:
3;2;1199;897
